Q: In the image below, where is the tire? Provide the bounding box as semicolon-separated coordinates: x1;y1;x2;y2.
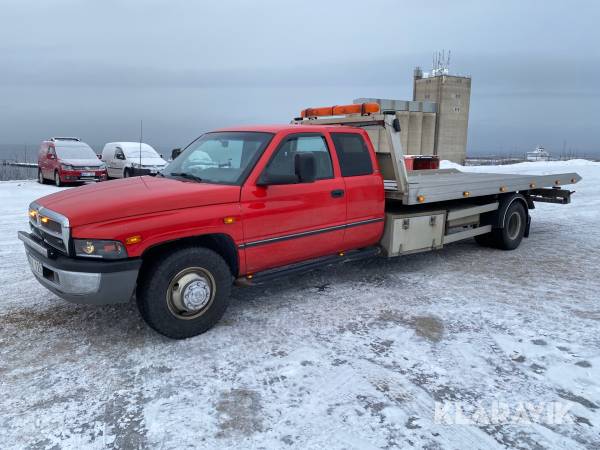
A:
38;169;46;184
136;247;232;339
54;171;62;187
475;201;527;250
123;168;130;178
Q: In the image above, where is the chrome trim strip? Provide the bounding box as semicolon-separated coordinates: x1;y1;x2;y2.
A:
238;217;384;249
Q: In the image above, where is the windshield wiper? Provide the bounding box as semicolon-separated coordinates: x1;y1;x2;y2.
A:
168;172;203;182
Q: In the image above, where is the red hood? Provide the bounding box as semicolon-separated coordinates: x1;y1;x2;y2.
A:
37;176;241;227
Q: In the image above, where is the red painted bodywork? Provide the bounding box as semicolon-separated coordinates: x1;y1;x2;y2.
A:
38;141;108;183
35;125;385;277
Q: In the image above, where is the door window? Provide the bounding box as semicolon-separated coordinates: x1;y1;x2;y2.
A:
266;135;333;181
330;133;373;177
114;148;125;160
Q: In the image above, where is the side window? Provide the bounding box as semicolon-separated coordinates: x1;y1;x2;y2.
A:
331;133;373;177
266;135;333;180
115;148;124;160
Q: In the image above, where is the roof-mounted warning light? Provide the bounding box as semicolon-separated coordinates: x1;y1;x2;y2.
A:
301;102;380;119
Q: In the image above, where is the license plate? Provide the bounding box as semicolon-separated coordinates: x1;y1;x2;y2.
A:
28;254;44;276
81;172;94;177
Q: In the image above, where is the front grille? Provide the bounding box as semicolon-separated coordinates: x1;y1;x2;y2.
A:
73;166;100;171
29;202;70;254
31;225;66;250
41;218;62;234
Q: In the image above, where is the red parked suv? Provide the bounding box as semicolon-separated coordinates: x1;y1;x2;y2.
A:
38;137;108;186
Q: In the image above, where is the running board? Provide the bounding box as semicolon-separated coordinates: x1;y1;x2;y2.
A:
236;247;381;285
443;225;492;244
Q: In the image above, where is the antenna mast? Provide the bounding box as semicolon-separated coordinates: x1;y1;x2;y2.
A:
139;120;143;167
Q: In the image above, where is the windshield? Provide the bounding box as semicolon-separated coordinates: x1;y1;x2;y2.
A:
163;131;273;185
55;145;98;160
124;147;161;159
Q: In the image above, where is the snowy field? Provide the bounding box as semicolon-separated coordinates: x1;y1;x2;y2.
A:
1;160;599;449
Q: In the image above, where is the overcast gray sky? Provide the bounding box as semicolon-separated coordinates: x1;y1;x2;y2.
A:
1;0;598;157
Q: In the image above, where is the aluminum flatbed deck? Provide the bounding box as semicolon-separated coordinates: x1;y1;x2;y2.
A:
384;169;582;205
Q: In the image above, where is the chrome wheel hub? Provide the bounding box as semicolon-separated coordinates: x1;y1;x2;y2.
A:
167;268;215;319
507;211;522;240
182;278;211;310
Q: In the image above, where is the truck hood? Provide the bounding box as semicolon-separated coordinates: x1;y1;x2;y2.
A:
36;176;241;227
130;157;167;166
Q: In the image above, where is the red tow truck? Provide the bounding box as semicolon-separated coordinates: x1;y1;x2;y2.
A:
19;103;581;338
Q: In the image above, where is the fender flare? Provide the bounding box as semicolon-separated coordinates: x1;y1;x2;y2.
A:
481;193;530;234
498;194;528;229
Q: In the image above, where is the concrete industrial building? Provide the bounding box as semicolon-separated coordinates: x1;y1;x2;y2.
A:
354;60;471;163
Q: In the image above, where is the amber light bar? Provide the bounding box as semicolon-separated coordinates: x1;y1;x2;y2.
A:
301;102;380;118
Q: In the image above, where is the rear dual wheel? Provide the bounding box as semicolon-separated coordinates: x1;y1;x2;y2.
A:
475;201;527;250
136;247;232;339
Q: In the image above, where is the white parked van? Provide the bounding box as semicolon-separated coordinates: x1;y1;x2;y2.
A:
101;142;167;178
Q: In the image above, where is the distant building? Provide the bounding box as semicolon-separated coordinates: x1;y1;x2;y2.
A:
354;55;472;164
527;145;551;161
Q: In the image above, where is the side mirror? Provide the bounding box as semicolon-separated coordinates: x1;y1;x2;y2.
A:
257;172;298;186
171;148;182;160
47;153;56;160
295;152;316;183
97;154;102;159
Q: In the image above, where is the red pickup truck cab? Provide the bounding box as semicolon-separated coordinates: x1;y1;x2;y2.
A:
19;125;385;338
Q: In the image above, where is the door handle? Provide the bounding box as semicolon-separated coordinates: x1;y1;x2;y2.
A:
331;189;345;198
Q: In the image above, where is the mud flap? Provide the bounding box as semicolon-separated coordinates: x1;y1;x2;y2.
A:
524;214;531;238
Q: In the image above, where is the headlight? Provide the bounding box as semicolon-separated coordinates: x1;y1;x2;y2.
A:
61;164;74;171
99;163;107;170
73;239;127;259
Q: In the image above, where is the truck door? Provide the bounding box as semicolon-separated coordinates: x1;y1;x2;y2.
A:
330;131;385;250
241;133;346;274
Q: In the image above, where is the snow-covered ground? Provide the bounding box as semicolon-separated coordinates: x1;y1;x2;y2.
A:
1;161;599;449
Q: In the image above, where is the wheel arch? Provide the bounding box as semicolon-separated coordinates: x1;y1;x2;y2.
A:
139;233;239;277
480;193;529;230
498;193;529;229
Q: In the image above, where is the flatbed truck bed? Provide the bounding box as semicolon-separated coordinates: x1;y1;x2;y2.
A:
384;168;581;205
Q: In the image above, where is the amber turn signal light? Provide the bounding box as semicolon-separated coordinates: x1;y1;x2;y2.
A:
125;235;142;245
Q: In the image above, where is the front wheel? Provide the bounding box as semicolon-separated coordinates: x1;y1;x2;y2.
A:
38;169;46;184
136;247;232;339
54;171;62;187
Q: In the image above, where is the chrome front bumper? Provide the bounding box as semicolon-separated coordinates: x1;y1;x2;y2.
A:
18;231;141;304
